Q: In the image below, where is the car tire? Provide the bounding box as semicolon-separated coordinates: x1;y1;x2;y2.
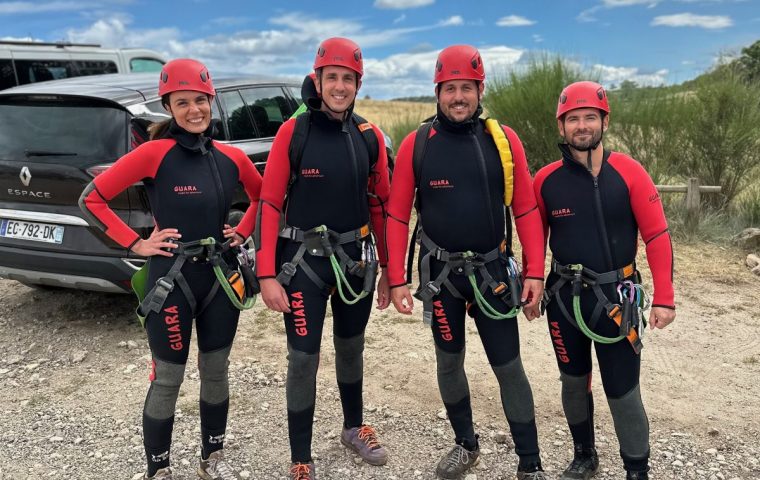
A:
227;208;245;227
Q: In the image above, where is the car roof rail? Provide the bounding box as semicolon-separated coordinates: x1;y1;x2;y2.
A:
0;40;102;48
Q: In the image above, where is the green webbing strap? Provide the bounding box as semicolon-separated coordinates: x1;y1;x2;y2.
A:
414;229;519;323
290;102;307;119
566;264;625;344
277;224;377;304
330;255;368;305
210;260;255;310
462;251;519;320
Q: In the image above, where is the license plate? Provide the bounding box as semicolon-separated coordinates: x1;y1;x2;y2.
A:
0;218;64;244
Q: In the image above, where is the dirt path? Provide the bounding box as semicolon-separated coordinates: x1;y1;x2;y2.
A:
0;242;758;479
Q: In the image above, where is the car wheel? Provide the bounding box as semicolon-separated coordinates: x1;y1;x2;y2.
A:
227;208;245;227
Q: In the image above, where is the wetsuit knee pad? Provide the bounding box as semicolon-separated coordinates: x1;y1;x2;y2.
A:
491;356;535;424
198;346;231;405
333;333;364;384
286;344;320;412
145;358;186;420
607;384;649;459
435;346;470;405
560;372;592;425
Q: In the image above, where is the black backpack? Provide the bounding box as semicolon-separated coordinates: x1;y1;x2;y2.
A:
287;110;380;185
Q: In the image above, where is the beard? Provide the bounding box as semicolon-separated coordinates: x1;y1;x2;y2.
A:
565;128;603;151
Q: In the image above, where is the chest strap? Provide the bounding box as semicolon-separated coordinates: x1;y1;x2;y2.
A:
413;228;522;325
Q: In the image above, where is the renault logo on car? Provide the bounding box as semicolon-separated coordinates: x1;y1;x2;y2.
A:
19;166;32;187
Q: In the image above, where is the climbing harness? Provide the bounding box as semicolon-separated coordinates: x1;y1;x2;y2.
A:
275;223;378;304
406;117;522;324
414;228;522;325
132;237;258;327
541;259;647;353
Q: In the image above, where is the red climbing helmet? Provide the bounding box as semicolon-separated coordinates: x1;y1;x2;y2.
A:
556;81;609;119
434;45;485;84
313;37;363;77
158;58;215;97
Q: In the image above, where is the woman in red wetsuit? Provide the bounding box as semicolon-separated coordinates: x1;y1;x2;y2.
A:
79;58;261;480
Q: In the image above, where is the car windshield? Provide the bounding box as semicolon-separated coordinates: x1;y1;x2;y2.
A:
0;101;128;164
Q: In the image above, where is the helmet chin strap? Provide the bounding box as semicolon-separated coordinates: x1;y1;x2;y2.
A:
569;129;604;172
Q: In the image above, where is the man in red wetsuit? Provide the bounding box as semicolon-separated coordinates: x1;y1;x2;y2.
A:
386;45;550;480
534;81;676;480
255;37;391;480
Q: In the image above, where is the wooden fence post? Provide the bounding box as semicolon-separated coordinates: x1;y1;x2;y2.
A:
685;177;700;231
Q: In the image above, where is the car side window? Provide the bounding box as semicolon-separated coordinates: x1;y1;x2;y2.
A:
71;60;117;76
287;86;303;108
14;60;73;84
219;90;256;141
239;87;294;138
210;97;226;140
0;59;16;90
130;58;164;73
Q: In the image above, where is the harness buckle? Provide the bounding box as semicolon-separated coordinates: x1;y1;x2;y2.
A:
303;226;334;256
348;260;366;277
413;281;441;302
156;277;174;293
280;262;297;278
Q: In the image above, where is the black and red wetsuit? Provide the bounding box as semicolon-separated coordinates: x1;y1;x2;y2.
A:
80;120;261;475
386;110;547;468
533;144;675;473
256;106;390;463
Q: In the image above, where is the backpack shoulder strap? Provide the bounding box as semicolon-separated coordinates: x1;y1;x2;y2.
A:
287;110;311;186
484;117;514;207
412;121;433;189
405;121;433;285
351;113;379;170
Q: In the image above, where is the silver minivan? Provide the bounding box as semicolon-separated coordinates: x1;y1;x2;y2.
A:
0;40;166;90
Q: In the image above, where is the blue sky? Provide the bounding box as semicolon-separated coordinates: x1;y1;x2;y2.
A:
2;0;758;99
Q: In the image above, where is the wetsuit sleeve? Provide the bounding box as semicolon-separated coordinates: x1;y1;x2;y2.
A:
386;131;417;287
611;155;675;308
503;126;545;280
256;118;295;278
222;145;262;239
79;140;172;249
369;124;390;267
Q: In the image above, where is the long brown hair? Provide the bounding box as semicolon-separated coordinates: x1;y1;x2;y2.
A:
148;94;172;140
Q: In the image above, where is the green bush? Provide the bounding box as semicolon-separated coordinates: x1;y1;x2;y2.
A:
678;70;760;207
483;55;588;173
608;89;689;184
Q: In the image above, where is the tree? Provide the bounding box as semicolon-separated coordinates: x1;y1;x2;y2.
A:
738;39;760;84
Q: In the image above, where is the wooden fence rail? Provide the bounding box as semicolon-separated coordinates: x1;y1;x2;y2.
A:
655;177;721;228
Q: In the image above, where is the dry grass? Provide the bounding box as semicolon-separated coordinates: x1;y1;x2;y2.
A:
354;99;435;129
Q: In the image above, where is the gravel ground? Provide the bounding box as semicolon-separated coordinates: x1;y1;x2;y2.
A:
0;242;758;480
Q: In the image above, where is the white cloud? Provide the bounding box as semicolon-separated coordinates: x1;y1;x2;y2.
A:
0;1;98;14
438;15;463;26
496;15;536;27
652;13;733;28
594;64;669;86
393;14;406;24
373;0;434;9
533;34;544;43
602;0;659;6
362;45;524;98
66;17;180;49
579;0;658;22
